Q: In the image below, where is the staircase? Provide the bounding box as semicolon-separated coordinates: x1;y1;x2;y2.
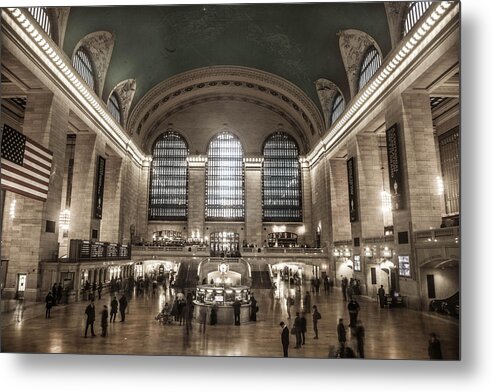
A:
174;261;199;290
251;264;273;289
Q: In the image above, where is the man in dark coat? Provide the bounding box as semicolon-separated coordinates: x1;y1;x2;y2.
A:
428;332;443;359
378;285;386;308
119;294;128;322
280;321;289;357
232;299;241;326
101;305;109;337
294;312;302;348
312;305;321;339
355;320;365;358
341;276;348;301
110;296;118;322
300;313;307;345
250;294;257;321
56;283;63;304
45;291;54;319
84;300;96;337
337;318;346;352
97;282;103;300
348;298;360;327
51;283;57;306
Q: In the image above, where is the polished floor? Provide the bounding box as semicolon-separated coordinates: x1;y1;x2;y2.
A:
1;280;459;359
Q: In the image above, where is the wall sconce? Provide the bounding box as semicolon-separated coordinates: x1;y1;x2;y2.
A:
381;246;392;258
333;249;340;257
364;247;373;257
343;248;351;257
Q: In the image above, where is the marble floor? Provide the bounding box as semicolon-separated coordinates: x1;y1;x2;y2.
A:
0;281;459;359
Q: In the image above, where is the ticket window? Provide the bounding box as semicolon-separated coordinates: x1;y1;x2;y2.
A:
16;273;27;299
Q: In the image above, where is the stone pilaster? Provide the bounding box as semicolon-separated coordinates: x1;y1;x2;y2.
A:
300;160;313;246
188;156;206;240
244;158;262;246
2;91;69;301
100;156;123;243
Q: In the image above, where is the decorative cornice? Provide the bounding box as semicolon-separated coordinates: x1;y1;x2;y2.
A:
307;2;457;168
73;30;114;98
128;66;325;145
315;78;344;129
108;78;136;129
2;8;146;166
142;94;309;154
338;29;383;99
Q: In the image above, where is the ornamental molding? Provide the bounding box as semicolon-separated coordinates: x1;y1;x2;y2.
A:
315;78;344;128
128;66;324;145
384;2;408;49
72;30;115;98
142;94;309;155
108;78;136;129
338;29;382;99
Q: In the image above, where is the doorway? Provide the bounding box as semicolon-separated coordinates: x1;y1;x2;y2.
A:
15;273;27;299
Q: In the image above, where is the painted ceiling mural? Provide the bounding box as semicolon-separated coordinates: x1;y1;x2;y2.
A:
63;3;391;112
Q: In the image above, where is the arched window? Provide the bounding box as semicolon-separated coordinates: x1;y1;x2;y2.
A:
108;92;122;124
403;2;433;36
330;92;345;125
206;132;244;221
27;7;52;37
358;46;381;92
148;132;188;220
73;47;95;90
262;132;302;222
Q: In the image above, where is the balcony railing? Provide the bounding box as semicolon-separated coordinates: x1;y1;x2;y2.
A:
414;227;459;244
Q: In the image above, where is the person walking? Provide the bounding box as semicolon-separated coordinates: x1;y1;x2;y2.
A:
119;294;128;322
250;293;257;321
57;283;63;305
280;321;289;357
312;305;321;339
286;295;293;319
377;285;386;308
300;312;307;345
348;298;360;328
303;291;311;313
210;302;218;325
101;305;109;337
341;276;348;301
428;332;443;360
337;318;346;352
51;283;58;306
355;320;365;358
45;291;54;319
294;312;303;348
84;300;96;338
110;296;118;322
97;282;103;300
233;298;241;326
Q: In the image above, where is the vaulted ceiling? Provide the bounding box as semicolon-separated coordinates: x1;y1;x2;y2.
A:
63;3;392;113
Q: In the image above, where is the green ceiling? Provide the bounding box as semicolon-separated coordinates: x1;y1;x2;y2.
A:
63;3;391;112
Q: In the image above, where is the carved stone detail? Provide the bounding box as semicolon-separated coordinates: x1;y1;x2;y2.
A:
315;79;344;128
338;29;382;99
108;79;136;129
52;7;70;48
73;31;115;98
384;2;408;49
128;66;324;144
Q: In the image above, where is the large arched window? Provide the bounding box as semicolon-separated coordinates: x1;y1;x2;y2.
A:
148;132;188;220
330;92;345;126
357;46;381;92
28;7;52;37
206;132;244;221
108;92;122;124
73;47;95;90
262;132;302;222
403;2;433;36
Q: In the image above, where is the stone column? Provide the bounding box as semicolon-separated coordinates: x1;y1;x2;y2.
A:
300;160;313;246
346;134;386;295
384;91;442;309
188;156;206;242
69;133;105;241
244;158;262;246
2;92;69;301
135;160;150;243
310;156;332;249
100;156;123;243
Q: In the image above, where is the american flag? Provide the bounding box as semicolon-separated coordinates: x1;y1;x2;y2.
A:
1;124;53;202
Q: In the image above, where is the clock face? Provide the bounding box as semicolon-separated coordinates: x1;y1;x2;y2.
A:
219;263;229;274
